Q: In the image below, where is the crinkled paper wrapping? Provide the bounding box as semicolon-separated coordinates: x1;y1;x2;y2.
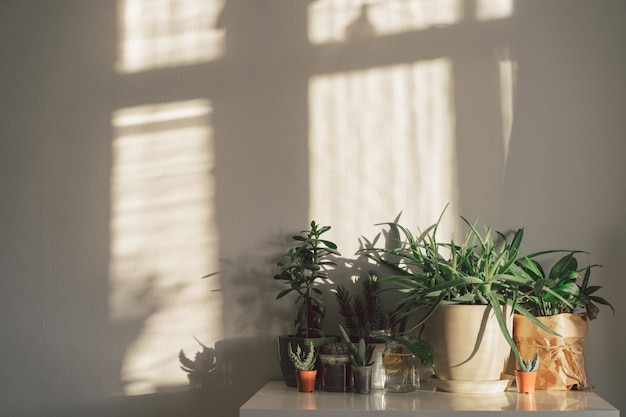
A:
513;313;588;390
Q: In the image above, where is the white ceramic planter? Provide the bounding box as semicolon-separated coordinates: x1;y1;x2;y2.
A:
424;304;513;383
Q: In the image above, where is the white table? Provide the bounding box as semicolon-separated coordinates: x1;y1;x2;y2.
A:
240;380;619;417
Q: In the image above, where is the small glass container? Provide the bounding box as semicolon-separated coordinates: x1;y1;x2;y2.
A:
382;340;419;392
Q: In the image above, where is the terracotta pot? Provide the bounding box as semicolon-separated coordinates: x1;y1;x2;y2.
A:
277;335;339;387
515;370;537;394
296;370;317;392
424;304;512;383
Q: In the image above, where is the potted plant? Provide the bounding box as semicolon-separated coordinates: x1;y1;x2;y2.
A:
361;207;555;392
334;270;393;389
318;341;352;392
514;352;539;394
338;324;375;393
514;251;614;390
274;221;341;387
288;341;317;392
335;271;393;339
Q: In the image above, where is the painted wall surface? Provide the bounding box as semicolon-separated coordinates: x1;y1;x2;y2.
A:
1;1;624;416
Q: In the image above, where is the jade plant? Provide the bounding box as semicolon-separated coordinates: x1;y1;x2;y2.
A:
288;340;317;371
274;221;340;338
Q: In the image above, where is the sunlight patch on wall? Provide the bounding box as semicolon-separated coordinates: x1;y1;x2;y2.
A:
116;0;225;74
309;59;459;257
497;46;516;165
475;0;513;21
308;0;462;44
110;99;222;395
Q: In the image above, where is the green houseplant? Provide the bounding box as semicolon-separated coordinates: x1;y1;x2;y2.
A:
339;324;375;393
513;251;614;390
361;208;554;392
335;271;393;340
515;353;539;394
318;341;352;392
274;221;341;387
288;341;318;392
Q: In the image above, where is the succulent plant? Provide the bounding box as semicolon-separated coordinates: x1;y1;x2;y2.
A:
339;324;375;367
288;340;317;371
518;352;540;372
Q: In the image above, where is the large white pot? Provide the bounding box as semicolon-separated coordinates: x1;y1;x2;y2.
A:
424;304;512;382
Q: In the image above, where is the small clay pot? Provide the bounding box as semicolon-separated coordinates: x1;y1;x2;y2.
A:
296;370;318;393
515;370;537;394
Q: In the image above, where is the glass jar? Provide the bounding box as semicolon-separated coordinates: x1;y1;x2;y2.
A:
382;340;419;392
369;328;392;390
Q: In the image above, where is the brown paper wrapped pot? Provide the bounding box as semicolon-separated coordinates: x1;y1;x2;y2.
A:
513;313;588;390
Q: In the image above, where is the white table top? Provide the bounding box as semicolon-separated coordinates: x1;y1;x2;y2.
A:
240;380;619;417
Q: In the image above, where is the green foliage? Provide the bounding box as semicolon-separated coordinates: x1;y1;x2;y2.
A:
516;251;614;320
518;352;540;372
339;324;375;367
359;205;559;371
274;221;340;338
288;341;317;371
397;335;433;365
335;271;392;338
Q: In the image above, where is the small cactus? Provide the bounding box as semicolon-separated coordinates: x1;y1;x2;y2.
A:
288;341;317;371
518;352;540;372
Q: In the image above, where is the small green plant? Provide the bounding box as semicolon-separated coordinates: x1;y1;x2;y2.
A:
518;352;540;372
396;335;433;365
288;341;317;371
339;324;375;367
274;221;340;338
516;251;614;319
335;271;392;338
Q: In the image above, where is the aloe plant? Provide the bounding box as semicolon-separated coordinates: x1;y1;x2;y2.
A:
359;206;559;372
518;352;540;372
338;324;375;367
274;221;340;338
288;341;317;371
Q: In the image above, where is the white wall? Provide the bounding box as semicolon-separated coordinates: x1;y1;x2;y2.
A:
1;1;624;416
